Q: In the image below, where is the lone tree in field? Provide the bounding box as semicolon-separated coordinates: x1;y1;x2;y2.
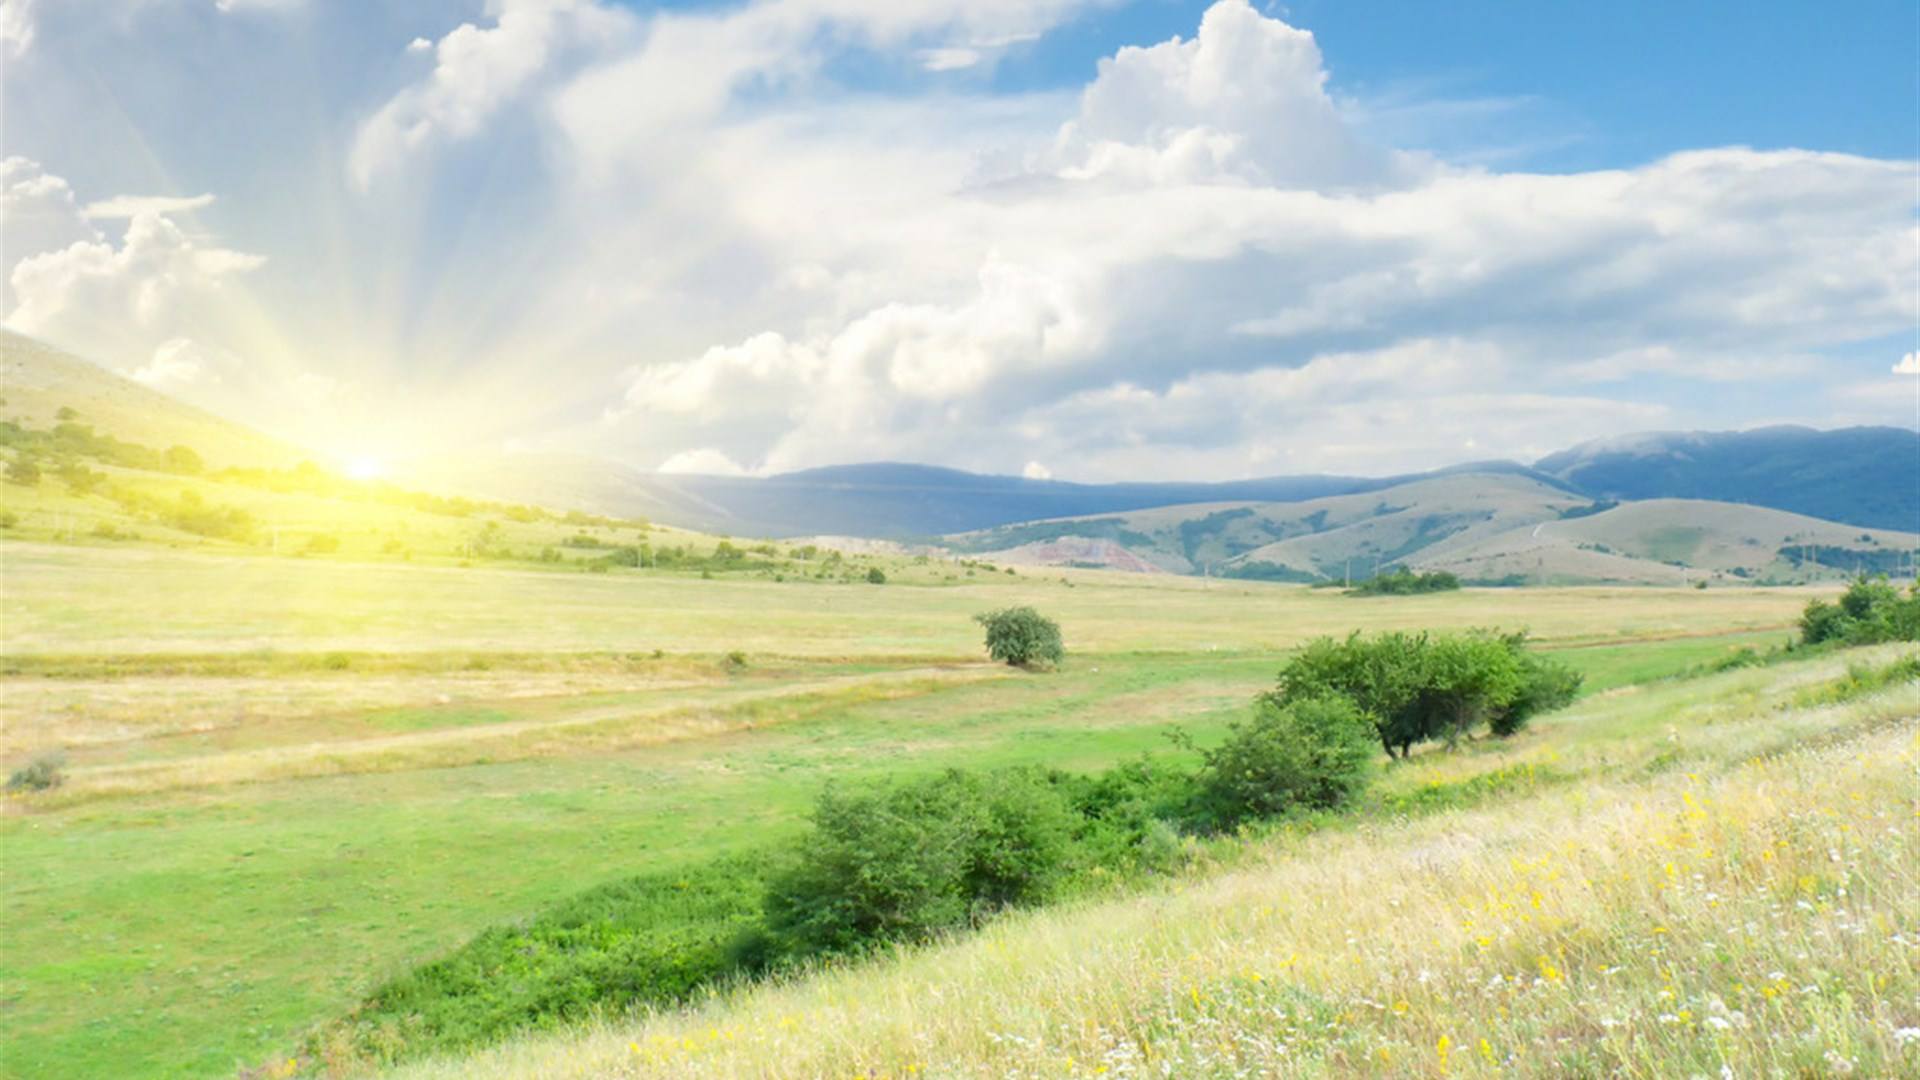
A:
974;606;1064;669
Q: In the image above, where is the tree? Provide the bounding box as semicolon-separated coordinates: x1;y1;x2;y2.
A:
1412;634;1524;746
974;606;1064;669
865;567;887;584
1269;630;1581;757
1497;642;1583;737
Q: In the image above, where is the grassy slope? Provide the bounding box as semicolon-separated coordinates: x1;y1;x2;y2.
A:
0;331;304;469
948;474;1918;586
0;542;1824;1079
391;650;1920;1080
1430;498;1918;586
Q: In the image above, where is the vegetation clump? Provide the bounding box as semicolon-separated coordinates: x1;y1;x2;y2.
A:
974;606;1064;669
1346;566;1461;596
6;752;66;792
1798;575;1920;646
1191;696;1376;830
1269;630;1581;757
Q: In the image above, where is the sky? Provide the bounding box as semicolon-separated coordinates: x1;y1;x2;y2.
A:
1;0;1915;481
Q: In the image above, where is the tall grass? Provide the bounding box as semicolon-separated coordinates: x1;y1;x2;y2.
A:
388;687;1919;1079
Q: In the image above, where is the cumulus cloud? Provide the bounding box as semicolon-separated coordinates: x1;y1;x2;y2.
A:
1022;461;1052;480
0;158;99;309
330;0;1920;476
1897;352;1920;375
3;161;264;372
1051;0;1419;189
348;0;634;190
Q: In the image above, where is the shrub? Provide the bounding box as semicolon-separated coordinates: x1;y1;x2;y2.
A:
1347;566;1461;596
865;567;887;584
5;457;41;486
1495;642;1583;737
764;768;1077;954
974;606;1064;669
1194;696;1376;830
1270;630;1580;756
6;752;66;792
163;444;204;475
1800;576;1920;646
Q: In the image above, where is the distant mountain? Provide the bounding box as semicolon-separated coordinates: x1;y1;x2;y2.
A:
0;330;305;469
5;332;1911;560
1534;425;1918;533
949;471;1918;586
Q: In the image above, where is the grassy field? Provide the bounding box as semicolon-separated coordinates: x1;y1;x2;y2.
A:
0;538;1873;1079
395;651;1918;1079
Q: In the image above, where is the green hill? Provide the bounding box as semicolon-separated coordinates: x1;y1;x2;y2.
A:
946;475;1917;586
0;330;305;469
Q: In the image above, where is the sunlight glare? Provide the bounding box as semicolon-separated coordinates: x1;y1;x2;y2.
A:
344;456;387;482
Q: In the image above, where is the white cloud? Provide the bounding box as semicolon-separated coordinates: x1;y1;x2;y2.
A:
1896;352;1920;375
0;0;33;58
127;337;217;389
348;0;634;191
406;36;432;54
917;46;981;71
1051;0;1418;189
83;193;215;219
0;158;100;311
1022;460;1052;480
657;447;747;475
4;165;265;369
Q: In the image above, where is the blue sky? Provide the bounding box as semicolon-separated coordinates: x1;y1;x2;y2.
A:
1;0;1914;478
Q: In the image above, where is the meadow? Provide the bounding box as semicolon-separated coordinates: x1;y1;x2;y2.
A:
0;537;1891;1079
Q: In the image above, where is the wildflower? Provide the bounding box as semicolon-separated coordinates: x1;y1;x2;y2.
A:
1893;1027;1920;1046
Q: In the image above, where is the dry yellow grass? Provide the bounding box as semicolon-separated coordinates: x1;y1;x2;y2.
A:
20;665;1009;805
384;675;1920;1080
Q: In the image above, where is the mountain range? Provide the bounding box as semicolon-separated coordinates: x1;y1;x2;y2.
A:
3;329;1914;584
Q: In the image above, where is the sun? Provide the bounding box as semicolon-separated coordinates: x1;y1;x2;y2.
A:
343;456;387;482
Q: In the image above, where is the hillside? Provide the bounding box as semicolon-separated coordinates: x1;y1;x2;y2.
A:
0;331;305;469
1534;425;1919;532
433;427;1914;542
383;648;1920;1080
1422;498;1917;586
947;474;1919;585
2;337;1911;583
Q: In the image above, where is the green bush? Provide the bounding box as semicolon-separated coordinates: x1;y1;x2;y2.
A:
5;752;66;792
974;606;1064;669
1347;566;1461;596
1497;644;1583;736
1270;630;1581;756
1799;577;1920;646
764;768;1077;954
865;567;887;584
1194;696;1376;830
5;457;41;486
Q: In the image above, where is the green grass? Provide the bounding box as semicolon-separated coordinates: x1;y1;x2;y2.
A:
0;540;1849;1079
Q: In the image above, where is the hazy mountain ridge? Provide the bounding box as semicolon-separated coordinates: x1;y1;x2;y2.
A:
1535;425;1918;532
3;331;1912;585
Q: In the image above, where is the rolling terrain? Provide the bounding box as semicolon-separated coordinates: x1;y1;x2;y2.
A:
5;332;1913;579
947;473;1918;586
2;333;1914;1079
